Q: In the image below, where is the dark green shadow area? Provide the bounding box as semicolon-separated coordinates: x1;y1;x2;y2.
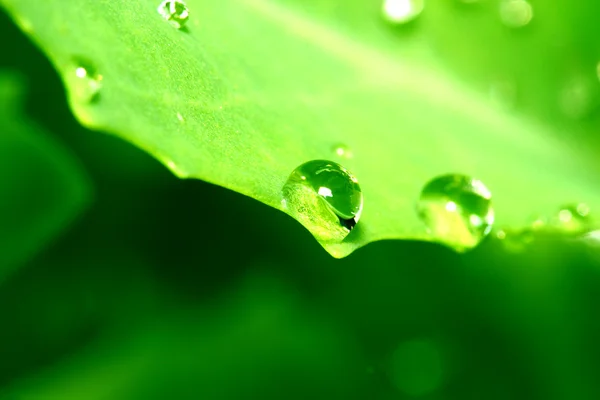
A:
0;71;90;281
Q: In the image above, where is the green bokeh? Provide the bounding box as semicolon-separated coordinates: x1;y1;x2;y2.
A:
0;2;600;400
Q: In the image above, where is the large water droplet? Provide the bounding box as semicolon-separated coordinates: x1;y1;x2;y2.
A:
157;0;189;29
68;59;102;103
332;143;353;159
553;203;592;234
282;160;363;243
382;0;424;24
499;0;533;28
417;174;494;251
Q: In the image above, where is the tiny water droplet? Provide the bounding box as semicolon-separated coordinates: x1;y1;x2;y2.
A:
499;0;533;28
382;0;424;24
417;174;494;251
489;80;517;110
497;227;534;253
157;0;189;29
332;143;353;159
553;203;592;234
559;75;599;119
176;112;184;122
68;59;102;103
282;160;363;243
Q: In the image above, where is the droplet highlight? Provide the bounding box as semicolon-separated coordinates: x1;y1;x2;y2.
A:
68;59;102;103
499;0;533;28
382;0;424;24
282;160;363;243
157;0;189;29
417;174;494;251
332;143;353;159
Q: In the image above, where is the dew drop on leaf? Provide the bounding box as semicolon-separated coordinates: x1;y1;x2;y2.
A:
417;174;494;251
499;0;533;28
559;75;599;119
282;160;363;243
157;0;189;29
68;59;102;103
497;228;535;253
382;0;424;24
552;203;592;234
332;143;353;159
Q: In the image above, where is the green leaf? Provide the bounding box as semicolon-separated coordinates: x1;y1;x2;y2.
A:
0;71;90;279
1;0;599;257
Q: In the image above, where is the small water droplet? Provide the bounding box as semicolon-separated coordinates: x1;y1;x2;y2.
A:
176;112;184;122
559;75;599;119
157;0;189;29
552;203;592;234
489;80;517;110
499;0;533;28
382;0;424;24
68;59;102;103
417;174;494;251
282;160;363;243
332;143;353;159
496;227;534;253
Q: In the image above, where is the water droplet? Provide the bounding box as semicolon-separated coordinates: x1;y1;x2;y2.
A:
499;0;533;28
417;174;494;251
559;75;599;119
496;227;534;253
489;80;517;110
68;59;102;103
157;0;189;29
332;143;353;159
282;160;363;243
176;112;184;122
390;339;444;397
382;0;424;24
552;203;592;234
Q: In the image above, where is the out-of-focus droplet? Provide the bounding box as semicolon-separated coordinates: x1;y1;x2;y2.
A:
68;59;102;103
417;174;494;251
332;143;353;159
382;0;425;24
157;0;190;29
282;160;363;243
499;0;533;28
390;339;444;397
489;80;517;110
553;204;592;234
497;228;535;253
559;75;599;119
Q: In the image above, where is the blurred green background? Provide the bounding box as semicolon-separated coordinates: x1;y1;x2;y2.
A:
1;3;600;400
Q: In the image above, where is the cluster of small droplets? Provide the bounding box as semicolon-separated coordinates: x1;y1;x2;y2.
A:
157;0;190;29
496;204;594;252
